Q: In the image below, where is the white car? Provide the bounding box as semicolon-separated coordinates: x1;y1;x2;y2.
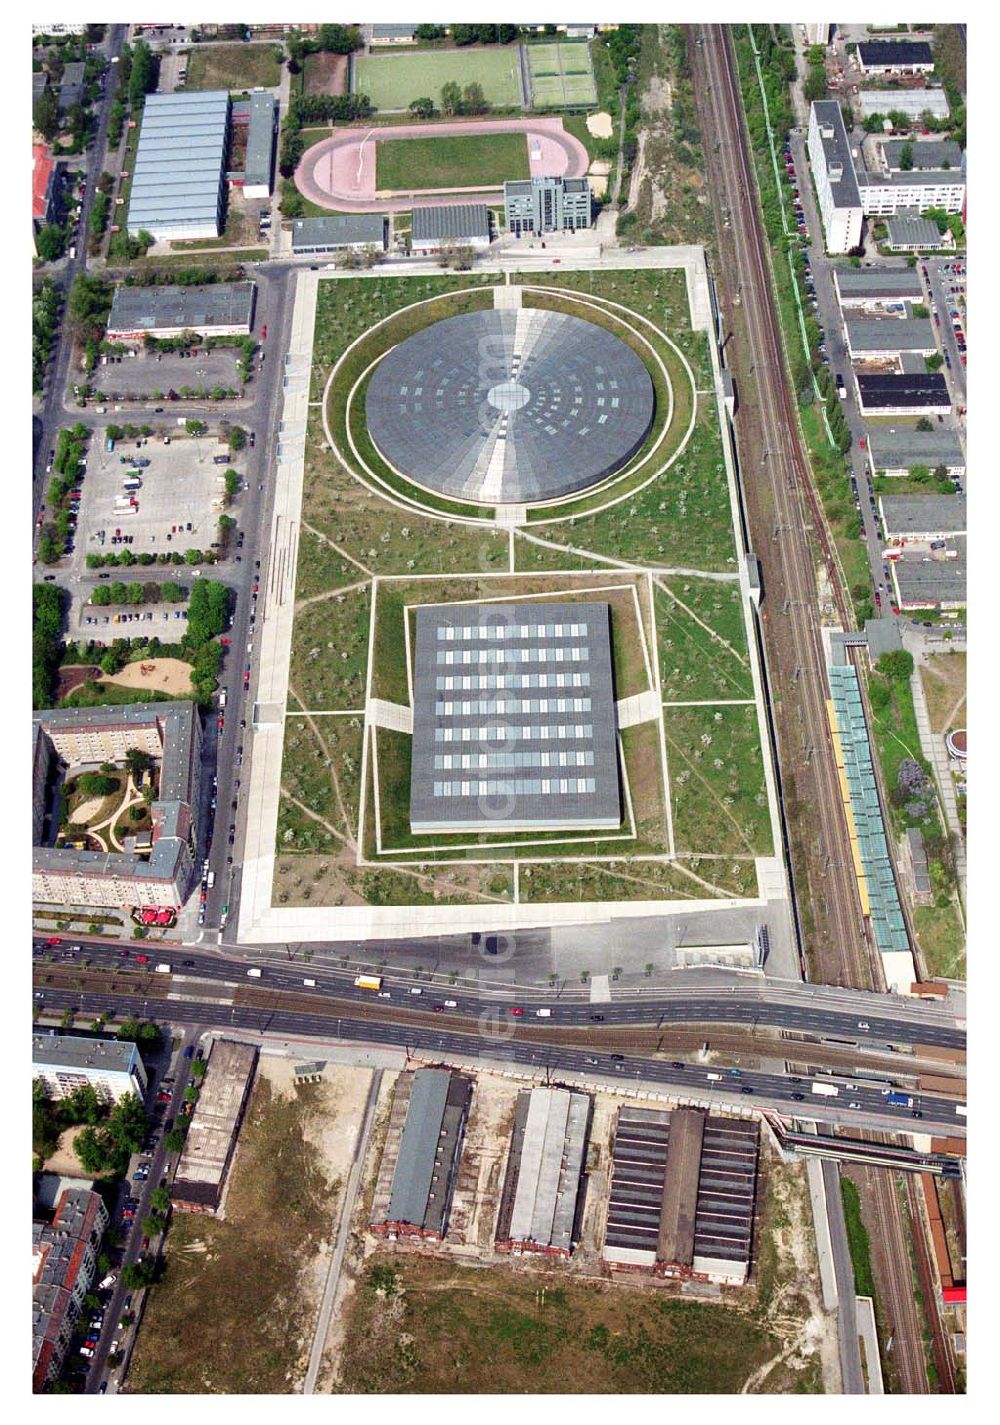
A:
848;1101;863;1110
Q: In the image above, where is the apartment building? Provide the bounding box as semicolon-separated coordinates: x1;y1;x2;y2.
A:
33;1032;149;1104
808;101;863;253
32;1185;109;1392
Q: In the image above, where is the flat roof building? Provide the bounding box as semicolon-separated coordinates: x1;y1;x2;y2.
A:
370;23;417;45
866;426;965;478
833;267;924;306
856;371;950;415
410;600;621;834
372;1069;472;1241
879;494;966;542
859;88;950;119
230;91;276;198
882;139;963;172
844;316;936;358
505;175;592;235
808;101;863;254
290;214;387;254
603;1107;760;1285
885;216;950;252
411;202;492;254
890;536;966;610
33;1032;148;1104
107;281;256;341
32;702;202;912
127;90;230;241
495;1087;590;1258
857;40;934;74
171;1041;258;1213
57;61;85;116
860;168;965;217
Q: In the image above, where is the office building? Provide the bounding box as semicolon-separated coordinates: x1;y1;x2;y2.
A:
808;101;863;253
885;216;950;252
230;91;276;198
844;317;936;358
859;88;950;119
833;267;923;307
856;372;950;415
504;175;592;235
866;427;964;478
879;494;966;543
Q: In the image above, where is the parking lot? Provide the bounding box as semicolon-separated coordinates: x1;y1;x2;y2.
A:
71;431;243;577
95;348;241;400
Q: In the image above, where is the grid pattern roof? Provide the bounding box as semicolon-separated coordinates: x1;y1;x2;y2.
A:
886;217;946;249
882;139;963;170
410;600;621;833
811;101;862;210
867;427;964;470
859;88;950;117
108;281;255;335
366;308;654;505
828;663;910;955
845;317;935;352
603;1108;759;1273
290;214;386;250
412;203;491;244
127;90;229;235
504;1087;590;1251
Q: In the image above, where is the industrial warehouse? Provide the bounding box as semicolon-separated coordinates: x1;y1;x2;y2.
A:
371;1069;473;1242
495;1087;591;1258
106;281;256;342
866;426;965;478
602;1106;760;1284
126;90;230;241
408;601;622;835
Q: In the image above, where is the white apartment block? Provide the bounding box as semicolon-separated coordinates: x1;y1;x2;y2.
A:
808;102;863;253
33;1033;149;1105
860;172;965;217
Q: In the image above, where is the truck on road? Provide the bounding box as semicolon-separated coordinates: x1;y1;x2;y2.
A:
154;963;171;974
355;973;383;992
247;968;261;978
883;1090;914;1107
812;1082;839;1097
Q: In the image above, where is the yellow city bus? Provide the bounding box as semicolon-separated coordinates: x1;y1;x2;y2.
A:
354;973;383;992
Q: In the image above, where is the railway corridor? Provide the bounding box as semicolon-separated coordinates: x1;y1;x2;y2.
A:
690;25;938;1393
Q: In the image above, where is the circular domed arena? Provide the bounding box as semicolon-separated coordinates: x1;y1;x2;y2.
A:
364;308;655;506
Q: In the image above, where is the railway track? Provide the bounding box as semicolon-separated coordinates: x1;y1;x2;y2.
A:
692;25;941;1393
904;1172;958;1392
693;26;872;993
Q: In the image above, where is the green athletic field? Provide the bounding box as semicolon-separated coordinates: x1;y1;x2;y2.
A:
355;47;523;111
527;41;597;108
375;132;529;192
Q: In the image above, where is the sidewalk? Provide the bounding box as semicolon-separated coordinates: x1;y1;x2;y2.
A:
909;668;967;908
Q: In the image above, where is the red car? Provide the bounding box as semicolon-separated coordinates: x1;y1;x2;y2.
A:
261;325;266;340
44;936;61;946
220;636;230;647
135;954;149;965
509;1007;524;1017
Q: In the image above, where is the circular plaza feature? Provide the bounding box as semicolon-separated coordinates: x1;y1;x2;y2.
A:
364;308;656;505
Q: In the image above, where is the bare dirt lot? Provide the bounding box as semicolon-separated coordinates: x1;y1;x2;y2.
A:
919;651;966;736
126;1052;377;1394
101;657;194;697
41;1125;90;1178
304;50;348;97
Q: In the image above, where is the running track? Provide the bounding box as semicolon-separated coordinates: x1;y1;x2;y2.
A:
294;116;590;213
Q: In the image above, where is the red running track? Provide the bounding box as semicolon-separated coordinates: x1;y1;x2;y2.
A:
294;116;590;213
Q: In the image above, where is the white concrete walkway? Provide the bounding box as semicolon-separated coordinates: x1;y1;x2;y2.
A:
616;690;660;729
368;698;413;734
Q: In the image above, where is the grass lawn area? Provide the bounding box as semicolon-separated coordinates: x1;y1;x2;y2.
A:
126;1075;335;1393
375;132;529;191
338;1251;779;1393
919;652;965;735
912;901;966;980
287;583;371;712
656;578;753;702
277;714;363;854
665;702;772;857
184;42;282;91
354;46;522;111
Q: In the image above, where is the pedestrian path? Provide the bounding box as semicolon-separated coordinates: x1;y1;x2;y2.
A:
368;698;413;734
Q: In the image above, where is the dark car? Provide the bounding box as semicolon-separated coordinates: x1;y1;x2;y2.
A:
740;1085;753;1095
671;1061;686;1070
589;1013;605;1022
610;1054;625;1062
182;959;195;967
791;1092;805;1101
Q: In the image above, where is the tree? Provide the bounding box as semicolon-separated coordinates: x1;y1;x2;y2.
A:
74;1125;108;1174
916;416;934;432
149;1186;171;1214
33;582;65;708
462;82;489;116
185;579;230;648
228;425;246;451
191;1058;207;1079
121;1259;157;1291
317;23;362;53
878;649;915;682
185;418;207;436
440;80;462;115
160;582;184;603
33;88;59;141
925;353;944;372
451;24;476;46
415;24;447;40
899;141;914;171
164;1128;187;1154
409;96;436;119
35;224;67;262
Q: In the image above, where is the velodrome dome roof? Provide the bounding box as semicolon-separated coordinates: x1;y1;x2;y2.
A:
364;307;655;505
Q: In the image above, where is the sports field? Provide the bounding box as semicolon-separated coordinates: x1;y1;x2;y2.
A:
528;41;597;108
354;46;523;111
375;131;529;192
